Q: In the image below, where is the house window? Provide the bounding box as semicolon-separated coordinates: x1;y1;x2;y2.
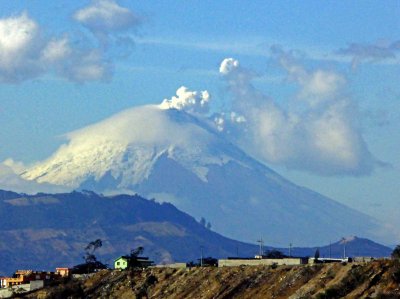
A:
117;262;120;265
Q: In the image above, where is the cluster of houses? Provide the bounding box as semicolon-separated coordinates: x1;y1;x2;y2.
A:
0;252;368;298
0;256;156;294
1;254;359;290
0;268;70;289
114;253;356;270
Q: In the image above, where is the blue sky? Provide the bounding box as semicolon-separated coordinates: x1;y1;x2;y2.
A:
0;1;399;239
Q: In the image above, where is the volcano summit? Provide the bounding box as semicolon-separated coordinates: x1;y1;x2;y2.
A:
18;102;387;246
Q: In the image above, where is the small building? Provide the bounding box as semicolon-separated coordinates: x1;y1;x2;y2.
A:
115;256;129;270
0;277;6;289
114;256;153;270
218;257;308;267
308;257;352;264
0;270;59;288
56;267;70;277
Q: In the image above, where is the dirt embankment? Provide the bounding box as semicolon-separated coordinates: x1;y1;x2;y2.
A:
21;260;400;299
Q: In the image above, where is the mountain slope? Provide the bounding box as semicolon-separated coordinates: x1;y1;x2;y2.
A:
286;236;393;258
21;105;387;245
0;190;392;277
0;190;259;276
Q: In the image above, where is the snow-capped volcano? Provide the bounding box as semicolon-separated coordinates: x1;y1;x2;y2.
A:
22;104;385;246
23;105;260;189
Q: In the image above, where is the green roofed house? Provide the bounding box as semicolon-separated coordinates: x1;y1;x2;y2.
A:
114;256;153;270
114;256;129;270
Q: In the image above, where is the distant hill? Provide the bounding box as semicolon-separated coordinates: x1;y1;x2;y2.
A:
282;236;393;258
0;190;393;276
0;189;258;276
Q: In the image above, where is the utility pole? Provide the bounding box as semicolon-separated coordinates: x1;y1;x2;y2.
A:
289;243;292;257
200;246;204;267
329;241;332;259
342;238;347;259
257;238;264;257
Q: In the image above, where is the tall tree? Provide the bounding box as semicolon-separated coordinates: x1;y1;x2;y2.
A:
392;245;400;259
314;248;320;261
128;246;144;269
84;239;103;264
72;239;106;274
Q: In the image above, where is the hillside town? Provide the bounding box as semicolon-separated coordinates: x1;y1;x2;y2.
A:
0;243;389;298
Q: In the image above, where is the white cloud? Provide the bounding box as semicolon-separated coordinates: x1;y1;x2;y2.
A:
219;58;240;74
0;13;43;82
74;0;140;34
301;70;345;100
61;50;112;82
273;46;346;105
0;13;38;59
219;57;254;87
74;0;141;54
41;37;72;63
0;13;37;61
0;3;140;84
218;53;379;176
160;86;211;114
0;159;68;194
0;13;113;83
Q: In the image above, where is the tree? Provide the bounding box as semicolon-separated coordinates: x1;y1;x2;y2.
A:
72;239;107;274
128;246;144;269
392;245;400;259
84;239;103;264
199;217;206;227
127;246;146;293
265;250;287;259
314;248;320;261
